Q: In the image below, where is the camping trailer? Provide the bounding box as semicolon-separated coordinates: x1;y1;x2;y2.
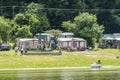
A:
35;33;52;43
59;32;74;38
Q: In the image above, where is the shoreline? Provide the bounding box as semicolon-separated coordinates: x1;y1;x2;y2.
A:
0;66;120;71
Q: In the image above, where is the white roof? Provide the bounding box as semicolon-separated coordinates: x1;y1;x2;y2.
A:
115;38;120;40
103;38;115;40
36;33;52;36
58;38;72;41
103;37;120;41
18;38;38;41
41;33;52;36
72;38;86;41
61;32;74;35
58;38;85;41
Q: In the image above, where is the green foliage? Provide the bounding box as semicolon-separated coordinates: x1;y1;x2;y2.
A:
1;0;120;33
13;2;50;38
17;25;32;38
62;13;104;48
26;2;50;33
113;14;120;26
0;17;13;42
14;13;30;26
62;21;76;32
14;13;39;35
38;0;84;28
45;29;62;41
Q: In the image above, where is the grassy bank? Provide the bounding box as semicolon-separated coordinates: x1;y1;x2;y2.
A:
0;49;120;68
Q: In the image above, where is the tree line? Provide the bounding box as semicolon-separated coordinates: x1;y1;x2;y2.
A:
1;0;120;32
0;0;120;47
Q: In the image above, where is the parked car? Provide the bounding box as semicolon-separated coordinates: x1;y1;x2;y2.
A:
0;43;10;51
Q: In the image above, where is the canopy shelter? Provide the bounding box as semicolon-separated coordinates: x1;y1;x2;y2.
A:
57;38;86;51
17;38;38;50
101;37;120;49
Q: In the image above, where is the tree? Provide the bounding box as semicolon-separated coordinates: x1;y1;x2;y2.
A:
14;13;30;26
62;13;104;48
0;17;13;42
17;25;32;38
14;13;39;35
13;2;50;36
38;0;85;30
1;0;120;34
45;29;62;42
111;14;120;33
26;2;50;33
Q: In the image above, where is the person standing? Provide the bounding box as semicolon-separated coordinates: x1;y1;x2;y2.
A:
14;46;18;55
50;39;56;50
20;46;24;55
41;39;46;51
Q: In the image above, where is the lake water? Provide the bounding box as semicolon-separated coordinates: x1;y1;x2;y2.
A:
0;69;120;80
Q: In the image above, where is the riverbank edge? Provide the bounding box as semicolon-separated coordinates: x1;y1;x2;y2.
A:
0;66;120;71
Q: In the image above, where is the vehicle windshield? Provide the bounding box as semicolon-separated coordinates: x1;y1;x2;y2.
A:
1;44;9;46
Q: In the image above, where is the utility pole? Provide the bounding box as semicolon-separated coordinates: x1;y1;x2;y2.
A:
1;0;2;15
12;6;15;18
38;33;42;51
83;0;85;12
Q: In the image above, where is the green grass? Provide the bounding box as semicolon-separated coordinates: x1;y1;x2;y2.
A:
0;49;120;68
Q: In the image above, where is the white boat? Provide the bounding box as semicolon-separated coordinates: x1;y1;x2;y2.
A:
91;62;102;70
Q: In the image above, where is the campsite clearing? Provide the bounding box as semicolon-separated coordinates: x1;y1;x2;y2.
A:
0;49;120;68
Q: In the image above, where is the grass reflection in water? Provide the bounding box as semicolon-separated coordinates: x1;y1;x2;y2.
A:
0;69;120;80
